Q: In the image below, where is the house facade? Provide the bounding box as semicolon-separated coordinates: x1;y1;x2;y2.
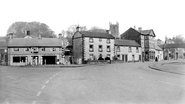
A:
7;33;66;66
115;39;142;62
72;29;115;64
120;27;157;61
160;44;185;60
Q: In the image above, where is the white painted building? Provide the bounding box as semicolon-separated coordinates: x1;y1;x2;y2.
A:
73;30;115;64
115;39;142;62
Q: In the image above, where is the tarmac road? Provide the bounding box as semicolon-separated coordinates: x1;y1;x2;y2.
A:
0;61;185;104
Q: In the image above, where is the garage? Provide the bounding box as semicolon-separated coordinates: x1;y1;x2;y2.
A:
42;56;56;65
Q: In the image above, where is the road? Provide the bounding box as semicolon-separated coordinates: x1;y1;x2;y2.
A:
0;62;185;104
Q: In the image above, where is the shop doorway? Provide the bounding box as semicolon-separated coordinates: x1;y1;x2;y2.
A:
42;56;56;65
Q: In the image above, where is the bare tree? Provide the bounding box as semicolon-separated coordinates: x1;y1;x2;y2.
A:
88;26;106;33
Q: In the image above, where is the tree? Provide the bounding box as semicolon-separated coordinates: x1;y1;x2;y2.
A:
7;21;56;38
65;25;87;38
171;34;185;44
88;26;106;33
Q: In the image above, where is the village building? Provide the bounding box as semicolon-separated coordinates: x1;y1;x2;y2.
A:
115;39;142;62
7;31;66;66
120;27;158;61
0;38;8;65
159;43;185;60
72;27;115;64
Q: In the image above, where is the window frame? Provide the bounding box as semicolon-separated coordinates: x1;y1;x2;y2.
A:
89;45;94;52
107;45;111;52
14;48;19;51
89;37;94;43
98;45;103;52
106;39;111;44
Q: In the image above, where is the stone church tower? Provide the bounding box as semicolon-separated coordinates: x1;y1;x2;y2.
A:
109;22;119;38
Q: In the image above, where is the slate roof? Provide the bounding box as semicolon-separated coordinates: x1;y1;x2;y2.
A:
8;38;64;47
115;39;140;47
155;44;162;50
120;28;140;39
79;31;115;39
159;44;185;49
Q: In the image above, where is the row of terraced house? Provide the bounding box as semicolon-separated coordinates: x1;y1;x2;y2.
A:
0;22;167;66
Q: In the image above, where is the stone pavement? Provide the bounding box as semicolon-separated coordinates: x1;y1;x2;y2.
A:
149;59;185;75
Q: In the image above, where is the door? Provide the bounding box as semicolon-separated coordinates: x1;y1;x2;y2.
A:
122;55;124;62
125;55;128;62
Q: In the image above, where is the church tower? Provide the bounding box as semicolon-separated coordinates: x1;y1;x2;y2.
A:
109;22;119;38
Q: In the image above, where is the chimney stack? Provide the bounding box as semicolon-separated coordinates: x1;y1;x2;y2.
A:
106;30;111;34
8;33;13;39
76;26;80;32
138;27;142;33
58;33;62;39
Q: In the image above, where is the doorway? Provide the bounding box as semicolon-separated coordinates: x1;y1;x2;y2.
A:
42;56;56;65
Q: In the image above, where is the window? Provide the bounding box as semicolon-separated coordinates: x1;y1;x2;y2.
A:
136;47;139;53
128;47;132;52
107;54;111;57
14;48;19;51
25;48;29;51
89;38;93;43
52;48;56;51
13;56;26;63
99;38;102;42
107;45;111;52
99;45;103;52
41;48;45;51
89;45;94;52
106;39;110;44
117;46;120;52
117;54;120;59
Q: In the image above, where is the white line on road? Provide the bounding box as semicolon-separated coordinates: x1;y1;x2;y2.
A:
41;85;46;90
53;74;56;77
50;77;53;80
36;91;41;96
46;80;49;84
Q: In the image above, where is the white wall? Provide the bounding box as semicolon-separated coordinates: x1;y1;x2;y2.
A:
116;46;141;61
84;37;114;60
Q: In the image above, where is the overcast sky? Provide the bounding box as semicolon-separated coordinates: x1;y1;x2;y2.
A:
0;0;184;40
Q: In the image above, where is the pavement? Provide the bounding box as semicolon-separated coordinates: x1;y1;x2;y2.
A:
149;59;185;75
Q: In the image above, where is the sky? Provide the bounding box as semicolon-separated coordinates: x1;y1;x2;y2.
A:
0;0;184;41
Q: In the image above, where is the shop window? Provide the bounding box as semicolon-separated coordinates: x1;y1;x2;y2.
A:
41;48;45;51
13;56;26;63
52;48;56;51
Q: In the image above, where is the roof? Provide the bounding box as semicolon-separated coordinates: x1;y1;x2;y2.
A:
155;44;162;50
0;41;7;49
140;29;156;37
120;28;140;39
159;44;185;49
79;31;115;39
8;38;65;47
115;39;140;47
